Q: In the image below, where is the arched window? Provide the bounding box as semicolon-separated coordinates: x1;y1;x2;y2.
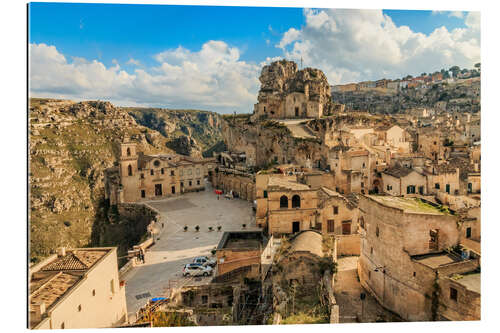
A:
359;217;365;229
127;164;133;176
280;195;288;208
126;147;131;156
291;195;301;208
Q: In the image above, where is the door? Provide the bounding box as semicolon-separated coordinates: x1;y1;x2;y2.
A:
446;184;450;194
466;227;472;239
292;221;300;233
171;186;176;194
295;107;299;117
155;184;162;196
342;221;351;235
419;186;424;195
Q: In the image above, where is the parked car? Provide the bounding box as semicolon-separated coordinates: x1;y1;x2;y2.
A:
193;256;216;267
183;263;213;277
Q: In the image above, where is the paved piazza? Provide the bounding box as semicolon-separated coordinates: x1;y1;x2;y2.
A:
122;181;258;317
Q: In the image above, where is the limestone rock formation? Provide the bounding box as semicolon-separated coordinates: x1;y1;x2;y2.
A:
29;98;175;262
254;60;334;119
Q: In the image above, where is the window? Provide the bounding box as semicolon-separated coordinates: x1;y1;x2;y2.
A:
368;271;371;279
161;168;164;175
128;165;133;176
407;185;416;194
141;190;145;198
188;169;192;175
376;226;380;237
362;162;366;168
466;227;472;239
450;287;458;301
150;169;154;176
127;147;131;156
386;185;392;191
92;289;96;296
333;206;338;215
189;181;192;186
78;304;82;312
171;170;175;176
327;220;335;233
280;195;288;208
359;217;365;229
140;173;144;179
197;180;200;185
292;195;301;208
202;295;208;304
154;160;160;167
435;183;440;189
110;279;115;294
446;184;450;194
263;191;268;198
361;182;364;188
413;272;416;277
61;322;65;329
196;168;200;175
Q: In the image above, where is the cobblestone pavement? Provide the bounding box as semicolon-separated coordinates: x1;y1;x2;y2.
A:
122;181;258;319
334;256;401;323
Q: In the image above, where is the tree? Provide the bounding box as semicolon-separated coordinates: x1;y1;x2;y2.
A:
421;72;427;77
474;62;481;70
449;66;461;77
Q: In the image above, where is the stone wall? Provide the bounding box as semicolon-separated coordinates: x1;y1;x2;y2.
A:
335;234;361;256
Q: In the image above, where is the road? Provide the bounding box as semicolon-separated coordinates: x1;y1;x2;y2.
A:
121;181;258;319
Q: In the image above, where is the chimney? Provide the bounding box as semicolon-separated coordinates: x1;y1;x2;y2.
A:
57;247;66;257
31;302;46;324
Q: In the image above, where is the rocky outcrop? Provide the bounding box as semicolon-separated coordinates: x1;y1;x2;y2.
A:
29;98;174;263
127;107;224;157
254;60;334;119
332;78;480;114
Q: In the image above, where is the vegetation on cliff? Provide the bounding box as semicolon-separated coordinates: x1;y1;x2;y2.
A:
29;98;173;263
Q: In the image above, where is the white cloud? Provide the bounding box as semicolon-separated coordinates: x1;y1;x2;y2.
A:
29;42;261;113
278;9;480;84
127;58;141;66
449;11;464;19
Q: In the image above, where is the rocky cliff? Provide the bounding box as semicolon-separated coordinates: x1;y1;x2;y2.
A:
126;107;224;158
332;78;480;114
29;99;175;262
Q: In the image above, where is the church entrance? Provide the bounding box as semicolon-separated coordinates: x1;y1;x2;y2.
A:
155;184;162;196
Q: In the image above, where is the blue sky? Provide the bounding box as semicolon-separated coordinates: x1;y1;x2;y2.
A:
28;3;480;113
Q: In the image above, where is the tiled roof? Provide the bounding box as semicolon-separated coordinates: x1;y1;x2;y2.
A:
383;164;414;178
30;272;83;310
41;250;107;271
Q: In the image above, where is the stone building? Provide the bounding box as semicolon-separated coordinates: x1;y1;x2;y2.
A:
275;231;325;287
215;231;272;280
357;195;480;321
105;140;215;204
381;164;428;196
255;173;360;248
29;247;127;329
253;60;333;119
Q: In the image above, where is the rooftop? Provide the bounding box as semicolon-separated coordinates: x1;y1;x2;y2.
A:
366;195;449;215
412;252;460;268
268;176;311;191
451;273;481;294
217;231;268;250
289;231;323;257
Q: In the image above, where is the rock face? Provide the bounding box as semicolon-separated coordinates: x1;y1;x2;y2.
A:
332;78;480;114
29;98;174;262
127;107;224;157
253;60;334;119
165;135;202;157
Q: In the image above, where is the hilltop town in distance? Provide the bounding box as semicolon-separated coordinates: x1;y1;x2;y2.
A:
29;58;480;328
